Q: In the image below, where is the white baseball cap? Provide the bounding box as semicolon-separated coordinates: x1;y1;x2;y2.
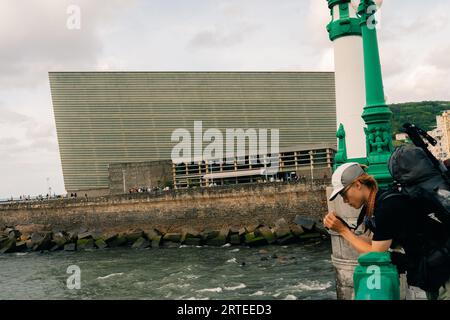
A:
329;162;366;201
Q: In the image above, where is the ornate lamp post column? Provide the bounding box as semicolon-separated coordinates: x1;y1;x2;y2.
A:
325;0;395;299
358;0;394;187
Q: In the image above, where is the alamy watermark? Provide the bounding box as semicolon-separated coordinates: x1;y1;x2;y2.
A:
366;3;383;30
366;265;381;290
351;0;383;30
66;265;81;290
66;4;81;30
171;121;280;173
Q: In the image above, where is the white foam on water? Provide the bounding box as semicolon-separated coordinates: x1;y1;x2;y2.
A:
14;252;28;256
284;294;297;300
229;248;240;252
224;283;246;291
156;282;179;290
250;291;265;296
226;258;237;263
292;280;332;291
221;243;231;247
196;287;223;293
134;281;146;288
187;296;211;300
96;273;124;280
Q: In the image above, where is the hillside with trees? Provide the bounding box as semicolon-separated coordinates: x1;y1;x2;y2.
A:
388;101;450;135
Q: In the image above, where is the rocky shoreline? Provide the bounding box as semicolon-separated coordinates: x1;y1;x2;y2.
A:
0;216;329;254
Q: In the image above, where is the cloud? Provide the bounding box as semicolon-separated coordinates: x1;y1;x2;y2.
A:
188;23;260;49
0;0;137;197
187;1;261;50
0;0;136;88
304;0;332;51
0;105;58;154
370;0;450;103
426;44;450;71
0;108;33;124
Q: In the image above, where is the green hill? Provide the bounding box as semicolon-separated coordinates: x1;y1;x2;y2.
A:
388;101;450;134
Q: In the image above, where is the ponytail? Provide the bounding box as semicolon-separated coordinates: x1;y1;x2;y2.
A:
353;172;378;218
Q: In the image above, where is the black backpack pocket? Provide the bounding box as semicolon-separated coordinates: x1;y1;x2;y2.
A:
409;244;450;292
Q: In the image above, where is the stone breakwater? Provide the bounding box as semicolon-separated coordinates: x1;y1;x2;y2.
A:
0;216;329;254
0;182;328;233
0;182;331;254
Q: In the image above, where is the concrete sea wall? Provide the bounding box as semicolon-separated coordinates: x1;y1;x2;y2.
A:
0;182;329;234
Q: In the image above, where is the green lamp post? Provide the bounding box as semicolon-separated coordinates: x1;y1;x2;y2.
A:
326;0;394;187
358;0;394;187
325;0;397;300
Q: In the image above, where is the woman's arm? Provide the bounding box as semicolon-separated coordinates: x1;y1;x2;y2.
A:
324;212;392;254
339;228;372;253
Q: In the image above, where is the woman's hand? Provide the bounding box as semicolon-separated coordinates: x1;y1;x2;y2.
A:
323;211;348;234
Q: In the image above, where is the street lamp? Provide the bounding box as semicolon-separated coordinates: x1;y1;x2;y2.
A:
358;0;394;187
46;177;51;198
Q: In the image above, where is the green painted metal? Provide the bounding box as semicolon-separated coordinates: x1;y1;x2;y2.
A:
333;123;348;169
333;124;369;170
327;0;349;8
353;252;400;300
358;0;394;188
326;0;362;41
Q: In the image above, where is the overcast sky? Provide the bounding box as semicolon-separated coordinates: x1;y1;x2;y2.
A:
0;0;449;198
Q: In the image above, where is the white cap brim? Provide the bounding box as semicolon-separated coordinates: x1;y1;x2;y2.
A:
329;186;344;201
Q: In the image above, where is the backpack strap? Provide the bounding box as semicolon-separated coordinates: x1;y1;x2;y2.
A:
354;189;404;231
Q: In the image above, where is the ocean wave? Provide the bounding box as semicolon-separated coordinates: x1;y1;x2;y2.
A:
196;287;223;293
292;280;332;291
284;294;297;300
96;273;124;280
224;283;246;291
250;291;265;296
221;243;231;247
226;258;237;263
229;248;240;252
14;252;28;256
273;292;281;298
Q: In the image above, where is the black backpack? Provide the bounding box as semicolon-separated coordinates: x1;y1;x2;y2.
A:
386;123;450;292
388;123;450;232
